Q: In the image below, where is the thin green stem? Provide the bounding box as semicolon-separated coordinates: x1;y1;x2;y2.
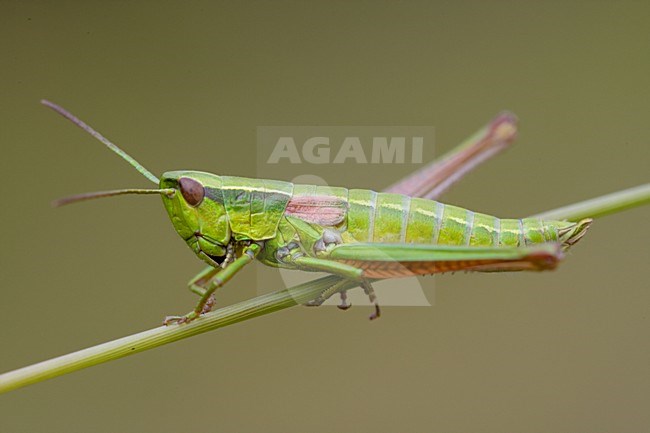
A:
531;184;650;221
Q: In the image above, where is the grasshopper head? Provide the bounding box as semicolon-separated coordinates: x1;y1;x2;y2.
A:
160;171;232;266
43;100;233;267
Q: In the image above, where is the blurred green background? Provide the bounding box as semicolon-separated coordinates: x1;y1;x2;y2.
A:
1;1;648;432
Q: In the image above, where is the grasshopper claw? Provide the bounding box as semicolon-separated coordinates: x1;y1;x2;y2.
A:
305;298;324;307
368;304;381;320
337;291;351;310
360;281;381;320
163;311;199;326
162;315;183;326
164;294;216;325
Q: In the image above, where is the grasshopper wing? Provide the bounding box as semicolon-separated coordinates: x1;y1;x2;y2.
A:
285;195;348;226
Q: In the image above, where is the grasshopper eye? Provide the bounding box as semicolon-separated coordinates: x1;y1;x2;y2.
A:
179;177;205;207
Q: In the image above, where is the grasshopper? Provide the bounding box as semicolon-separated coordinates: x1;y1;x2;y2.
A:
44;100;591;324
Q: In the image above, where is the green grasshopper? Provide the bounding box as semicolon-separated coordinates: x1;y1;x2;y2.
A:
44;100;592;324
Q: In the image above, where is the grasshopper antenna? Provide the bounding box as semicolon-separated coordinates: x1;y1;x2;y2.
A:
41;99;160;184
52;188;176;208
